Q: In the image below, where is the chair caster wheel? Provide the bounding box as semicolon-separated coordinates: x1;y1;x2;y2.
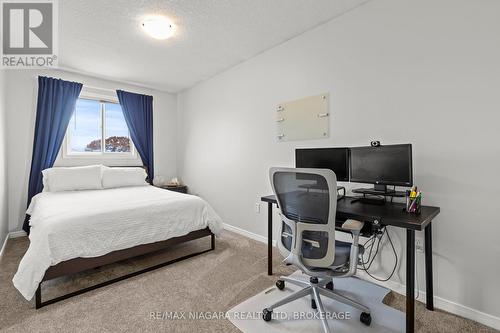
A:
326;281;333;290
262;308;273;322
311;299;317;309
276;280;285;290
360;312;371;326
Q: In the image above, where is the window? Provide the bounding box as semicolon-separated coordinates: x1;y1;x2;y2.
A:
64;98;135;157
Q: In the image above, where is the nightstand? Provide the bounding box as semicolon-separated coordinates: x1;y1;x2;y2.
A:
156;185;188;194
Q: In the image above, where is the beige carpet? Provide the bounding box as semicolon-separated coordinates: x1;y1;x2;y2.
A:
0;231;497;333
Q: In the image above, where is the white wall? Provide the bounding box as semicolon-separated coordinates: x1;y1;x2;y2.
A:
0;70;8;248
5;69;178;232
178;0;500;325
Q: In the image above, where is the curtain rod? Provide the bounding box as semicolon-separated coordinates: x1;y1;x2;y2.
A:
82;85;117;93
32;76;119;93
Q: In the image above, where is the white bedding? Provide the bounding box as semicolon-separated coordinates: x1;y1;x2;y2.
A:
13;185;223;300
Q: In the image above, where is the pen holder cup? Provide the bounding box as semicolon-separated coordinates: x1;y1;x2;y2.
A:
405;193;422;214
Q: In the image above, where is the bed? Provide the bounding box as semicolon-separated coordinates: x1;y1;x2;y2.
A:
13;179;222;308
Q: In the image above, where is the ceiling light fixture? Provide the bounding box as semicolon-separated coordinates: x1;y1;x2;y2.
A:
141;16;175;40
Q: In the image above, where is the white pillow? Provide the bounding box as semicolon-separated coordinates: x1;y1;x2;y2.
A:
42;165;103;192
102;167;148;189
42;173;49;192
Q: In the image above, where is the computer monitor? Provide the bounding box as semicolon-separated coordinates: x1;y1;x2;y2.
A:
349;144;413;191
295;148;349;181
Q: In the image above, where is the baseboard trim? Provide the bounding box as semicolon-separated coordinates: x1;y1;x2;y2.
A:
224;223;500;330
0;234;8;257
355;270;500;330
9;230;27;238
222;223;276;247
0;230;28;258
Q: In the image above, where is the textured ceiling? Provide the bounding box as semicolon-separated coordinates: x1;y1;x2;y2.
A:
59;0;367;92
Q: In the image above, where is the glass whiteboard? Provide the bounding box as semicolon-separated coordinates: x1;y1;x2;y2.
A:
276;93;330;142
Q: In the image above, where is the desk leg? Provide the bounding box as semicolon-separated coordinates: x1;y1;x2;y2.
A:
267;202;273;276
406;229;415;333
425;222;434;311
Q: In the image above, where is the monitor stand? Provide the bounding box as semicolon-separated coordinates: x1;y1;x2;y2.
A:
350;196;386;205
351;185;406;205
374;184;394;193
352;185;406;198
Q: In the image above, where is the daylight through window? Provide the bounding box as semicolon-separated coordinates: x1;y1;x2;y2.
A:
66;98;134;155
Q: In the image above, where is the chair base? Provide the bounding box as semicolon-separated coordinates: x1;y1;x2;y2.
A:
263;276;371;333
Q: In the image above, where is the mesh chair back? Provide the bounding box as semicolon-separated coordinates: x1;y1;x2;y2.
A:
270;168;337;268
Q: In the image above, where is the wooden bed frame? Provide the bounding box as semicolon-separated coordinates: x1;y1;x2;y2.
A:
35;227;215;309
32;165;215;309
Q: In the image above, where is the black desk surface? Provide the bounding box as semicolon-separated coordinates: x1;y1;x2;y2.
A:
261;194;440;231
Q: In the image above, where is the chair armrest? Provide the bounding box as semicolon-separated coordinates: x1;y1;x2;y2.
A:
340;219;364;277
341;219;364;232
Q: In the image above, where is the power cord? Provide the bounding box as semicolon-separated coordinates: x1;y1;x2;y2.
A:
358;227;398;282
415;252;420;300
357;227;421;300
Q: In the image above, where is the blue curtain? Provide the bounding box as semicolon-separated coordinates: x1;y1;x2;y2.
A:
24;77;83;232
116;90;154;182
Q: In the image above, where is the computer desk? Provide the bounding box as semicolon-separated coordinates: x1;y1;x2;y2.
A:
260;194;440;333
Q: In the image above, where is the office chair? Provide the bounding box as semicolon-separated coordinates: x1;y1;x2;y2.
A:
262;167;371;333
